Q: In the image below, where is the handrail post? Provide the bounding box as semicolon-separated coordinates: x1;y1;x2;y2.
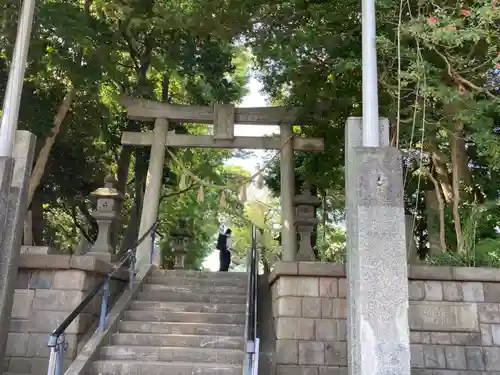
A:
149;227;156;265
129;249;135;290
99;280;109;331
245;224;259;375
55;334;66;375
47;335;57;375
253;338;260;375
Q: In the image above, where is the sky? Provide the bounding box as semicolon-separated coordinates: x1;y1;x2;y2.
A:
225;75;280;174
202;74;278;271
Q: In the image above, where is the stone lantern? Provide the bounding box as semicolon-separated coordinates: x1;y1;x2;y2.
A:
87;176;123;263
294;183;321;261
171;220;190;269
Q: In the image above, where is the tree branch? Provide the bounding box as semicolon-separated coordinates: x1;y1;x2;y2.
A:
160;184;197;202
119;20;140;71
71;204;93;243
431;47;499;102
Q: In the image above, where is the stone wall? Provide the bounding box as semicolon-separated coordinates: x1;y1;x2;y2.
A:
4;254;128;375
269;262;500;375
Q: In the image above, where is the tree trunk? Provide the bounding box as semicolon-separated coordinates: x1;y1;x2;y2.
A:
450;123;464;253
427;176;447;254
27;87;77;206
23;211;33;245
450;121;471;199
427;142;453;204
119;154;147;252
31;191;44;246
116;146;133;195
110;144;133;250
446;102;468;253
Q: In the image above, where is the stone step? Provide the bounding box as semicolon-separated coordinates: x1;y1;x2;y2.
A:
129;300;247;314
123;310;246;324
110;333;244;349
148;276;248;287
142;283;247;295
100;345;245;364
151;269;247;280
137;291;247;304
92;360;242;375
118;321;245;336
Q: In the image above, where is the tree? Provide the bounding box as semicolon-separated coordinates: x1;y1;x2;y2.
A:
158;164;251;269
247;0;500;265
231;199;281;272
1;0;254;268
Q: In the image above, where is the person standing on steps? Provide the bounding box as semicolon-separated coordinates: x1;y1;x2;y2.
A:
216;228;232;272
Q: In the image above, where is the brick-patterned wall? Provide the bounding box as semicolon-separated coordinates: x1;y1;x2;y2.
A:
409;267;500;374
269;262;500;375
270;262;347;375
4;254;127;375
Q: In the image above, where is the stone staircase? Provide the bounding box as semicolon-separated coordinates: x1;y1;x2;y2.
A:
92;268;248;375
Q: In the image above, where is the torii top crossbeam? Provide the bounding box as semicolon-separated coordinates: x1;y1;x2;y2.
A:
119;97;324;152
121;97;300;125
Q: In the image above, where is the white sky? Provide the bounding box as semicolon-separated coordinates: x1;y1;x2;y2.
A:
203;74;277;271
225;75;279;175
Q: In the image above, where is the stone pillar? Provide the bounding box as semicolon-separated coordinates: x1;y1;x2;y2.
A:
87;176;123;262
0;131;36;370
280;123;296;261
345;117;410;375
136;118;168;268
294;183;321;261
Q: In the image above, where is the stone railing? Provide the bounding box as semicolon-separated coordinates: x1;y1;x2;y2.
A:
269;262;500;375
5;253;128;375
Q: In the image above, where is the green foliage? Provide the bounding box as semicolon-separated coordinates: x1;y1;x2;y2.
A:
249;0;500;266
230;199;281;270
2;0;499;268
426;202;500;267
0;0;253;265
316;225;347;264
424;239;500;268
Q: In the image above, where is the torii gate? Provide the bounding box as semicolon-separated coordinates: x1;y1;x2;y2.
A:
119;97;324;267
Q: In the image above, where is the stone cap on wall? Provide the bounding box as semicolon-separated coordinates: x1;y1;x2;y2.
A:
268;261;500;285
18;254;129;281
268;262;345;284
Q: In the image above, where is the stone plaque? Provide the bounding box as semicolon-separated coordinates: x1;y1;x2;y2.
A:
213;103;235;140
409;301;479;332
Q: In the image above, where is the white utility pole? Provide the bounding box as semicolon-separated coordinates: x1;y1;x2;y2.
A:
0;0;37;157
361;0;380;147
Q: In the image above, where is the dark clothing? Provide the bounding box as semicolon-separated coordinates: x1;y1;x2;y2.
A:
216;229;232;272
219;249;231;272
216;232;227;251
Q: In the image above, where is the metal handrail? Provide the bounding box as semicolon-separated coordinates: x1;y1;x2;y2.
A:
245;224;260;375
46;221;158;375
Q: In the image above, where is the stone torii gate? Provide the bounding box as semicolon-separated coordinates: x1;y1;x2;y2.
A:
120;97;324;267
